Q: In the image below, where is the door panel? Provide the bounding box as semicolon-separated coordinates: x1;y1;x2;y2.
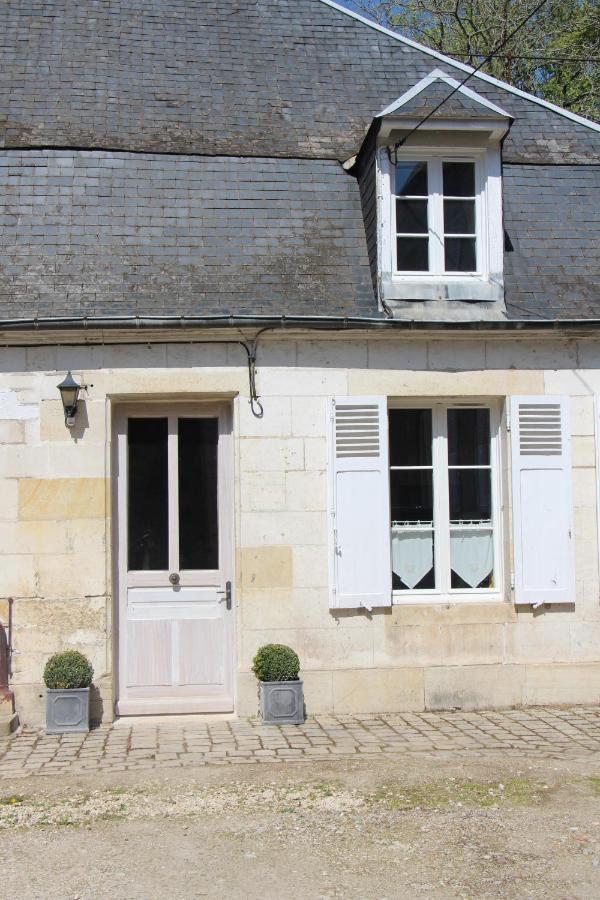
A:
127;586;222;619
178;618;225;686
115;404;234;716
126;621;172;687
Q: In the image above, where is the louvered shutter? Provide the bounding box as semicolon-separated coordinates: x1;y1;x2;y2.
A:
327;397;392;610
510;396;574;605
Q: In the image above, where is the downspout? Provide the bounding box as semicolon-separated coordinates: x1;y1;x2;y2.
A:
238;327;274;418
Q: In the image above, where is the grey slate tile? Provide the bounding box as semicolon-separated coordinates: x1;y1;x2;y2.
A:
0;0;597;164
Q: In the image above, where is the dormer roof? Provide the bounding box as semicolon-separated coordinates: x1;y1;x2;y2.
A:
376;69;513;142
378;70;512;120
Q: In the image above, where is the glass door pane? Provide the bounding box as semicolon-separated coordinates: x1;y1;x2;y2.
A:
178;418;219;570
389;408;435;590
128;418;169;571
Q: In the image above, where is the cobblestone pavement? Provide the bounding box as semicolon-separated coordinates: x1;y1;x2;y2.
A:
0;706;599;779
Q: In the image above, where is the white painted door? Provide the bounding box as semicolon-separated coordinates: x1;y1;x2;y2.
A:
115;403;234;715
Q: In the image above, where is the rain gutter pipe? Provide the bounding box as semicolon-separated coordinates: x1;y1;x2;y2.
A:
1;313;600;333
2;313;599;417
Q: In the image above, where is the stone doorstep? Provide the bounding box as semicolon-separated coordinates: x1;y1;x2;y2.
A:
0;713;18;737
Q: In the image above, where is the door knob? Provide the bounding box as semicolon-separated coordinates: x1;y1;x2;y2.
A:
169;572;180;586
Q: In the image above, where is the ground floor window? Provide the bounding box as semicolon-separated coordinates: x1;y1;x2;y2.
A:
389;403;499;597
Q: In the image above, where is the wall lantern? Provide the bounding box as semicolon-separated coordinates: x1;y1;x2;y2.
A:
57;371;85;428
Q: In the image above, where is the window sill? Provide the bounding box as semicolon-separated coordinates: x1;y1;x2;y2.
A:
381;290;506;322
392;591;504;605
381;274;504;304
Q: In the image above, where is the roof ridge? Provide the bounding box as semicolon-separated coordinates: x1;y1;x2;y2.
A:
316;0;600;133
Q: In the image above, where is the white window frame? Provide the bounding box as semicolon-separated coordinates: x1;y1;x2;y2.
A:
377;145;504;303
392;155;482;276
389;399;504;605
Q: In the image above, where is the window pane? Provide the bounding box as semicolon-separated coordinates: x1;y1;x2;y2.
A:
178;418;219;570
448;409;490;465
396;198;428;234
449;469;491;521
395;161;428;196
445;237;476;272
443;161;475;196
444;199;475;235
128;418;168;571
397;237;429;271
389;408;432;466
391;469;433;521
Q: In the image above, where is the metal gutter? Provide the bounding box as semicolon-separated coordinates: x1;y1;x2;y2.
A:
1;314;600;334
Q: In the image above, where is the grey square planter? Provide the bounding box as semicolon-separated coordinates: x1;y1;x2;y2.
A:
259;679;304;725
46;687;90;734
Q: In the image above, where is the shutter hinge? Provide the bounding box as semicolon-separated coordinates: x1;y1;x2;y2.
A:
510;571;515;590
506;407;511;432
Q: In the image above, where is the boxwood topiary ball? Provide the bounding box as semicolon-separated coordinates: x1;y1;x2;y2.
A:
252;644;300;682
43;650;94;690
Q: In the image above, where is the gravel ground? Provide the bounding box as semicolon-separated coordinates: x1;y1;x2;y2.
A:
1;753;599;899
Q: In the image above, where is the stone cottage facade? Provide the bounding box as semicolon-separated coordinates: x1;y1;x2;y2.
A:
0;0;599;726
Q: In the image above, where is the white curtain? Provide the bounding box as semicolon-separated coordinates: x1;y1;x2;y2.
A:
450;523;493;587
391;523;434;589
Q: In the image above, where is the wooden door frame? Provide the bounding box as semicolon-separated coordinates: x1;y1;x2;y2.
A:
111;400;235;717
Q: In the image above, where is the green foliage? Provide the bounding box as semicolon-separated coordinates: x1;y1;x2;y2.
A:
588;776;600;796
252;644;300;682
353;0;599;120
43;651;94;690
374;776;548;809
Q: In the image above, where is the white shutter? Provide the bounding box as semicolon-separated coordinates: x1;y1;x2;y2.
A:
327;396;392;610
510;396;574;606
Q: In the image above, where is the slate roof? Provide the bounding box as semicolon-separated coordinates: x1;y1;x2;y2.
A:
0;151;375;319
504;166;600;320
1;0;597;164
0;0;598;324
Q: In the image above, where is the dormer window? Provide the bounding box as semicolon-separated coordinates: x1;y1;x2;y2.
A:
380;146;502;307
375;69;512;317
394;157;478;275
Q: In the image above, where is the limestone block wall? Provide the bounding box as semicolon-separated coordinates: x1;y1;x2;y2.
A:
0;333;599;724
0;346;115;723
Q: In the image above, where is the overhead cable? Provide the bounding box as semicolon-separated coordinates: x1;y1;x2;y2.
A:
389;0;551;158
446;53;599;64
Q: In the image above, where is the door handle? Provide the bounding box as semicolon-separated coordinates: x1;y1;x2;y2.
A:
218;581;232;610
